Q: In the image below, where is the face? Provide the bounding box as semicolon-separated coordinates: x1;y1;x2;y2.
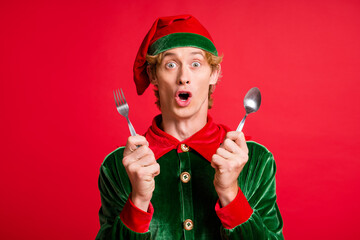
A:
148;47;220;121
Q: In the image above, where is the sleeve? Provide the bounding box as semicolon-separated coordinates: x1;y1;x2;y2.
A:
95;148;152;240
215;187;253;228
120;196;154;232
219;147;284;240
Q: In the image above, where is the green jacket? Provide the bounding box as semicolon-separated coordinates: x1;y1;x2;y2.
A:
96;141;284;239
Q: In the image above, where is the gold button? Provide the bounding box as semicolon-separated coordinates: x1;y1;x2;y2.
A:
180;172;191;183
180;144;189;152
183;219;193;231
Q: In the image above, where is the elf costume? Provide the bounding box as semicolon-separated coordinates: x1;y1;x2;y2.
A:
96;15;284;240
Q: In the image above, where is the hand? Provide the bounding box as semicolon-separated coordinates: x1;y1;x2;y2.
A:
211;131;249;207
123;135;160;212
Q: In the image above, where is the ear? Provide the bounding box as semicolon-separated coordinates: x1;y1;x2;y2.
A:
147;65;158;85
209;64;221;85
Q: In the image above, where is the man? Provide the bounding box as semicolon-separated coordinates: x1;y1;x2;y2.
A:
96;15;284;239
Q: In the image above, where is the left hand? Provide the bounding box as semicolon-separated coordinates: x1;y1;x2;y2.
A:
211;131;249;207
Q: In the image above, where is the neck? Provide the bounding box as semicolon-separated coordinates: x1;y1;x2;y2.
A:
161;111;208;142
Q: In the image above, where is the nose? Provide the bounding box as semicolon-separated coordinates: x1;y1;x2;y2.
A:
177;66;190;85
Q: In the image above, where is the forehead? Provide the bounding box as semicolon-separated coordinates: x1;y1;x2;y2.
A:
162;47;206;58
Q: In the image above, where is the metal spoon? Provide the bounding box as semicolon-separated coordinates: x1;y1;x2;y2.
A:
236;87;261;132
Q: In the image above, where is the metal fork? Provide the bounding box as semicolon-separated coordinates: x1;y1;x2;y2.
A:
113;88;137;136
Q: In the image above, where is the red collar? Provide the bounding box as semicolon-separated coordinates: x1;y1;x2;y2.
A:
144;115;231;162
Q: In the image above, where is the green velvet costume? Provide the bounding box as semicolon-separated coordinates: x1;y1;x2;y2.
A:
96;116;284;239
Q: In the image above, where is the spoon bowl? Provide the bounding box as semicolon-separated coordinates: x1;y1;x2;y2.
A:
236;87;261;132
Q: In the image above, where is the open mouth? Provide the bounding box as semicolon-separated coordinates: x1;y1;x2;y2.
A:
178;92;190;101
175;91;192;106
177;91;192;101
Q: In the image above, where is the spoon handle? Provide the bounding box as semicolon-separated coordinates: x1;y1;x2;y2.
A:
236;114;247;132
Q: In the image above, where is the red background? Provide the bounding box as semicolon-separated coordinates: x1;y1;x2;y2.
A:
1;0;360;239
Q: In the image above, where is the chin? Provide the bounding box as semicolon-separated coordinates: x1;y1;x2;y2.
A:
175;106;207;120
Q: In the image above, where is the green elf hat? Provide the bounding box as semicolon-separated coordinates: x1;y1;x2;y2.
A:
133;14;218;95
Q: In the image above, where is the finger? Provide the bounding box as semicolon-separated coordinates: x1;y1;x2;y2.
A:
124;135;149;156
211;154;223;169
216;147;232;159
237;132;249;154
225;131;248;153
143;162;160;177
123;145;153;167
133;145;155;160
225;131;240;141
211;154;231;174
222;138;240;154
126;159;159;180
134;154;157;167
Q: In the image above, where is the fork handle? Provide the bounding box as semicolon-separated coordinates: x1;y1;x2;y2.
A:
127;119;137;136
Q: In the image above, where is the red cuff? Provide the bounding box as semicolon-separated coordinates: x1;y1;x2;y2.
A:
119;195;154;233
215;187;253;229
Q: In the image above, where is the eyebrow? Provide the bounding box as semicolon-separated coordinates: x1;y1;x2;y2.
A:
190;51;205;56
162;51;205;58
162;52;176;58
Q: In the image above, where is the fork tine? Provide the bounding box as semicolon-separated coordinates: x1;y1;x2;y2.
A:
116;89;121;105
117;89;123;105
115;89;120;105
113;90;119;107
120;88;127;104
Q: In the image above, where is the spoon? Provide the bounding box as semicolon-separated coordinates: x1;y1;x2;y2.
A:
236;87;261;132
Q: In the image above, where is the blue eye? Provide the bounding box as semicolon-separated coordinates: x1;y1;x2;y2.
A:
166;62;177;69
192;62;201;67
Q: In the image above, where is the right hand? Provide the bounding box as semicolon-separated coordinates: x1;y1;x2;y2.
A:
122;135;160;212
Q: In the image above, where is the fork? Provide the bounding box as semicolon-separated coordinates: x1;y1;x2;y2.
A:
113;88;137;136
